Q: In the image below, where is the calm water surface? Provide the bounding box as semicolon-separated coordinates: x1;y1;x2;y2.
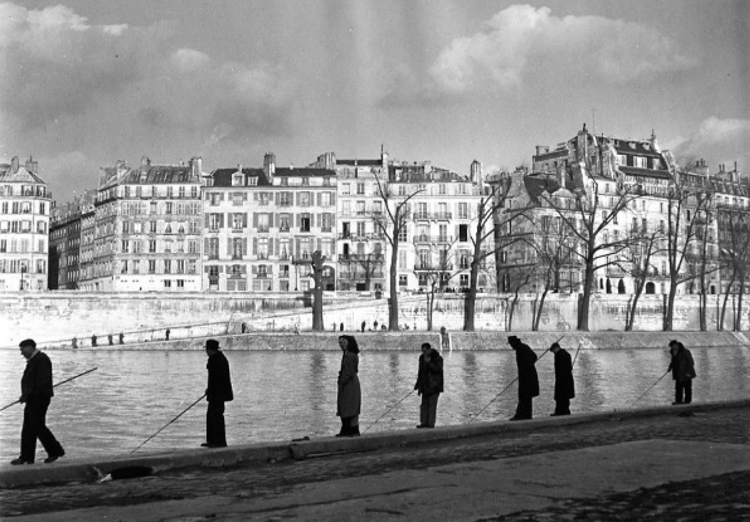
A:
1;347;749;460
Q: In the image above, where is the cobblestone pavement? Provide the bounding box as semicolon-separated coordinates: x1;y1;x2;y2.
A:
2;406;749;519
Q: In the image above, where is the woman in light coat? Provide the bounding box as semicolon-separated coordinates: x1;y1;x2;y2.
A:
336;335;362;437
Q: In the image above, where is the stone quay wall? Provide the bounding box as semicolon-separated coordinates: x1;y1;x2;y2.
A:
1;291;749;349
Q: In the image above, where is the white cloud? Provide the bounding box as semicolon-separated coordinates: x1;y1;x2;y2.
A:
171;48;210;72
671;117;750;170
387;4;697;101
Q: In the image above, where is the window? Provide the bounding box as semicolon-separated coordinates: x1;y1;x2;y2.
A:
149;260;156;273
341;183;350;195
321;192;331;206
164;260;171;274
300;215;311;232
232;174;244;186
459;224;468;242
149;240;157;253
278;193;292;206
398;250;407;269
209;193;222;206
321;213;332;232
208;238;219;259
121;240;129;253
300;192;311;206
232;213;245;231
233;238;244;259
257;213;270;232
209;214;223;231
399;274;408;287
164;280;172;288
279;214;290;232
357;182;365;195
458;202;468;219
398;225;407;242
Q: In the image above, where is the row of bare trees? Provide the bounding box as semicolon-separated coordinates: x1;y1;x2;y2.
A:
307;169;750;333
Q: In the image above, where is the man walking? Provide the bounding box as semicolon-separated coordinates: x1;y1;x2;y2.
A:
203;339;233;448
668;340;696;404
549;342;574;416
11;339;65;465
414;342;444;428
508;336;539;421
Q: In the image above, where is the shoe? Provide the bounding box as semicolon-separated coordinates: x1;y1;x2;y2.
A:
11;457;33;465
672;402;683;405
416;424;427;429
348;427;360;437
201;442;226;448
509;416;530;421
200;442;211;447
44;450;65;464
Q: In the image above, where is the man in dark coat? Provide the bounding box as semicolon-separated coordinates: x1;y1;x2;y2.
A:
203;339;233;447
549;342;574;416
12;339;65;465
668;340;696;404
508;336;539;420
414;342;444;428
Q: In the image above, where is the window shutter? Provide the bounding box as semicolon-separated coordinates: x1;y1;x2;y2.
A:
268;238;274;254
317;192;322;206
204;238;209;253
295;238;301;256
275;239;280;256
242;265;247;274
296;192;300;206
243;192;248;201
269;213;274;227
204;214;209;228
253;213;258;228
204;265;209;273
252;265;257;274
253;192;258;201
227;238;232;256
253;238;257;254
243;238;248;255
243;213;248;227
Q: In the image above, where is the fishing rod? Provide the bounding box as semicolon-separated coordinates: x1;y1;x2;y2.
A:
572;341;583;367
362;389;415;434
469;335;565;423
629;369;670;409
131;393;206;454
0;367;98;413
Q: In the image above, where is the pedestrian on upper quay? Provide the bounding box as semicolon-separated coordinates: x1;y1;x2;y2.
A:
668;340;696;405
165;328;171;341
91;334;97;347
507;336;539;421
203;339;233;448
414;342;444;428
549;342;574;416
336;335;362;437
11;339;65;465
361;320;366;333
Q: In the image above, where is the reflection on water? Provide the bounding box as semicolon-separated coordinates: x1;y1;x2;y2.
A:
1;346;749;460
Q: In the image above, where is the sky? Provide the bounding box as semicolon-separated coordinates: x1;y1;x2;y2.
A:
1;0;748;204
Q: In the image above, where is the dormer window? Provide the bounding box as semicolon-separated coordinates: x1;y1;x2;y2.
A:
247;176;258;186
232;174;244;186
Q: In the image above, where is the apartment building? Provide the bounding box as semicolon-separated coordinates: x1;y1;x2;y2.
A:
204;153;338;292
0;157;51;291
82;157;205;291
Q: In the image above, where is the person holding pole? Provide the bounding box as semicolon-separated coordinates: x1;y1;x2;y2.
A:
336;335;361;437
549;342;574;416
668;340;696;405
508;336;539;421
414;342;444;428
11;339;65;465
202;339;233;448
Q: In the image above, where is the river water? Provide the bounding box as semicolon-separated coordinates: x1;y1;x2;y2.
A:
1;346;749;460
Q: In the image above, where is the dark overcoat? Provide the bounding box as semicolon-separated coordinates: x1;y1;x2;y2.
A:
553;348;575;400
206;351;234;402
337;351;361;418
514;342;539;399
21;351;54;402
415;349;444;396
669;347;696;382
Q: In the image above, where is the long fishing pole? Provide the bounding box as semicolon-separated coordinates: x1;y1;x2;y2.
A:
572;341;583;367
629;369;670;409
362;389;415;434
131;393;206;454
0;367;98;413
469;335;565;423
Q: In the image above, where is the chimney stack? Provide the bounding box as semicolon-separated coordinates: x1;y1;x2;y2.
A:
10;156;20;173
263;152;276;179
25;156;38;173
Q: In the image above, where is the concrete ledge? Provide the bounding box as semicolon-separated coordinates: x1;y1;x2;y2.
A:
3;398;750;489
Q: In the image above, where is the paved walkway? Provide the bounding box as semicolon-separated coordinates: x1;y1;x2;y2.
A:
2;403;750;521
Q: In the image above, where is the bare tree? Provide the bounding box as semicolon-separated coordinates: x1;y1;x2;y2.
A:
621;225;664;331
309;250;326;331
541;181;637;331
663;175;713;330
371;176;423;331
414;244;459;331
718;209;750;331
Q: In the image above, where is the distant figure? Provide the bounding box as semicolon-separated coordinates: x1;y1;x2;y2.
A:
381;324;387;331
119;333;124;345
203;339;233;448
668;340;696;405
165;328;171;341
11;339;65;465
108;334;113;346
414;342;444;428
332;322;336;332
373;320;379;331
71;337;78;350
440;326;449;351
336;335;361;437
241;322;247;334
91;334;97;347
339;322;344;332
507;336;539;421
361;321;366;333
549;342;574;416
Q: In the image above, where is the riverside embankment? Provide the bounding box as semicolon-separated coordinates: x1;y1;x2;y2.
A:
1;400;749;521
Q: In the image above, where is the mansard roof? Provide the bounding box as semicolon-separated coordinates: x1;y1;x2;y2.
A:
618;166;672;179
337;159;383;167
0;164;46;184
119;165;199;185
210;166;336;188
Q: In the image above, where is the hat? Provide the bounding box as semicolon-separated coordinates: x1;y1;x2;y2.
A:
550;342;560;350
205;339;220;351
507;336;520;344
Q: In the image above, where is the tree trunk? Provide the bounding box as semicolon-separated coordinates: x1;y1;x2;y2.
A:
577;265;594;331
388;238;400;331
533;289;549;331
310;251;325;331
736;278;745;331
426;289;434;331
664;282;677;331
463;259;480;331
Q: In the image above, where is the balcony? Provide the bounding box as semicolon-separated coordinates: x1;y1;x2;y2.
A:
414;262;453;272
413;211;453;221
413;235;453;245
